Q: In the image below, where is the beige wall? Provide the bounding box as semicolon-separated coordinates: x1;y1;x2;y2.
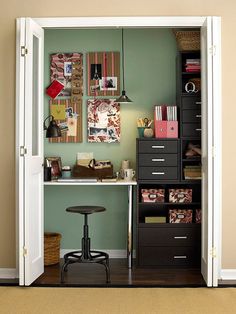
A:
0;0;235;269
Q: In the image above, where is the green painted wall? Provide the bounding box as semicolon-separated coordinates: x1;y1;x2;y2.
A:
44;28;177;250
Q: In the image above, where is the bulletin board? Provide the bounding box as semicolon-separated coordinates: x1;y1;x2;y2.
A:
87;52;120;96
49;99;82;143
87;99;120;143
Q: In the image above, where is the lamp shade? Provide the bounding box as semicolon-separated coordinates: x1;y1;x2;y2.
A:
44;115;62;138
115;90;132;103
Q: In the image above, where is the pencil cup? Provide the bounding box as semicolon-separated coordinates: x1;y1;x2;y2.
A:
137;127;145;138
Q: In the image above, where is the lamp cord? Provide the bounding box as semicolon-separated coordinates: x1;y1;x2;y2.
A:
121;28;125;91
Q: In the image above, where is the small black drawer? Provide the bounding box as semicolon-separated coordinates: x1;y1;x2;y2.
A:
138;166;178;180
182;96;201;110
182;123;201;137
139;227;200;247
138;140;178;154
138;246;200;267
139;154;178;167
182;110;201;123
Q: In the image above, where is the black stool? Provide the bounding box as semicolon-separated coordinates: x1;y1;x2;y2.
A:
61;206;110;283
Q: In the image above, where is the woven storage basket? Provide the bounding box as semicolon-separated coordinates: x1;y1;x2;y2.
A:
174;31;200;51
44;232;61;266
189;78;201;91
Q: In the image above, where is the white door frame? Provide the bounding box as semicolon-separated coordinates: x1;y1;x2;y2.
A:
16;16;221;286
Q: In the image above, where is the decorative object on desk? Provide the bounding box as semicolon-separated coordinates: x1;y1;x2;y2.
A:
87;99;120;143
50;53;83;97
43;115;62;138
115;29;132;103
169;209;193;223
137;118;153;138
76;152;94;167
141;189;165;203
120;159;130;179
87;51;120;96
44;232;62;266
46;80;64;99
169;189;192;203
173;30;200;51
154;105;178;138
49;99;82;143
61;166;71;179
123;168;135;181
144;128;154;138
45;157;62;179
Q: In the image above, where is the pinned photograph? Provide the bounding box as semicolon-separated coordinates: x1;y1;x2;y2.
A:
90;84;100;93
99;77;117;91
89;127;107;137
91;64;102;80
65;107;73;118
64;62;72;76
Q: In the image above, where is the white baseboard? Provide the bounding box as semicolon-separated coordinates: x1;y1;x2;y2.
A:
0;268;17;279
60;249;136;259
220;269;236;280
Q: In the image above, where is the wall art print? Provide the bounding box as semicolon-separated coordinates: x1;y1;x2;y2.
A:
87;99;120;143
49;99;82;143
87;52;120;96
50;53;83;97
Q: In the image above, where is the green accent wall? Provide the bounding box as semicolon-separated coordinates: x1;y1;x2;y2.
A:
44;28;177;250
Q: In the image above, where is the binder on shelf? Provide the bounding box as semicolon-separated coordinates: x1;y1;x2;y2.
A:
154;105;178;138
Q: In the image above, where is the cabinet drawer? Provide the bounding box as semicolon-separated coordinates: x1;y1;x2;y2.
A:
138;140;178;154
182;96;201;110
138;246;200;267
182;123;201;137
182;110;201;123
139;154;178;167
138;167;178;180
139;227;200;246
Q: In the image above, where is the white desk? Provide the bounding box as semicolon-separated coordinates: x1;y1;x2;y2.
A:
44;180;137;268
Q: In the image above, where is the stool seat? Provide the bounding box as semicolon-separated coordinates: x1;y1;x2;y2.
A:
66;206;105;215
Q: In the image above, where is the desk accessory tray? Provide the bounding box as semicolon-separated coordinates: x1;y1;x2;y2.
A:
72;165;113;179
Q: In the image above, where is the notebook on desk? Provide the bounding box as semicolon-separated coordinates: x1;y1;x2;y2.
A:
57;177;98;183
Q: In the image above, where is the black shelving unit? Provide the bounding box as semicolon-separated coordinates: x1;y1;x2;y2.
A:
136;50;202;268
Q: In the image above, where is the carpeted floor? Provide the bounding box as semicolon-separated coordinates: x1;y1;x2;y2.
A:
0;287;236;314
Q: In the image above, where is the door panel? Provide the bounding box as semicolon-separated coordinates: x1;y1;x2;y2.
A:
17;18;44;286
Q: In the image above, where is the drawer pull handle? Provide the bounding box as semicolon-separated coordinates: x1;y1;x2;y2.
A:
196;128;202;131
174;255;187;259
152;158;165;162
196;114;201;118
152;172;165;175
152;145;165;149
174;236;187;239
195;101;201;105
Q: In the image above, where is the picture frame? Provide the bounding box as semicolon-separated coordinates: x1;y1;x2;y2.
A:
45;157;62;179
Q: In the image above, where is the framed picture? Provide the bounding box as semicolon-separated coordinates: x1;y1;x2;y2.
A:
45;157;62;179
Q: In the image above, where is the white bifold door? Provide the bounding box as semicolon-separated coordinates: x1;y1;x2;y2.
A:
16;16;220;287
16;17;44;286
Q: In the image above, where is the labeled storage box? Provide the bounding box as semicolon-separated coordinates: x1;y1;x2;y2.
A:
196;209;202;223
169;209;193;223
141;189;165;203
169;189;192;203
154;121;178;138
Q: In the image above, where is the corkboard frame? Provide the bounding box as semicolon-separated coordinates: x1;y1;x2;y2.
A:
87;51;120;96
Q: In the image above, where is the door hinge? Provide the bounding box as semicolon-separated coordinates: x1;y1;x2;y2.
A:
23;247;27;257
209;45;216;56
210;247;217;258
21;46;28;57
20;146;27;156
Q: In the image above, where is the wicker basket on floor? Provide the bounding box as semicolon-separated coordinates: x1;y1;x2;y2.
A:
44;232;62;266
174;30;200;51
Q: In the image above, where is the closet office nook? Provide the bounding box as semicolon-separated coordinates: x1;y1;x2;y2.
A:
16;17;221;288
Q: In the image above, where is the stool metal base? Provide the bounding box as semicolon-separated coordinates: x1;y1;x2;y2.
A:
61;250;110;283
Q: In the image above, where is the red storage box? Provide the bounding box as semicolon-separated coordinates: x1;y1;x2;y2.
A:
141;189;165;203
169;209;193;223
169;189;192;203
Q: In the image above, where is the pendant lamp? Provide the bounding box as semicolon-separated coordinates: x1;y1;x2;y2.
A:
115;28;132;103
43;115;62;138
